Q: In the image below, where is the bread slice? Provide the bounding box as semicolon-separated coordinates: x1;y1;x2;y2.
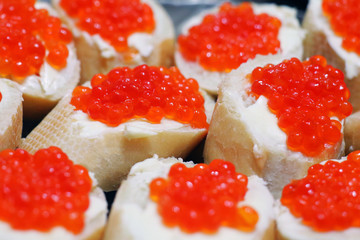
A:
175;2;305;96
203;55;345;199
52;0;175;83
103;155;275;240
303;0;360;112
20;83;214;191
0;174;107;240
0;78;23;151
7;2;80;119
276;157;360;240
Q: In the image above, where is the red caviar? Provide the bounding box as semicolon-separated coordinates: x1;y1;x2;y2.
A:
0;147;92;234
0;0;73;80
178;2;281;72
60;0;155;53
323;0;360;54
149;159;258;233
71;65;208;129
281;151;360;232
250;56;352;157
0;92;2;102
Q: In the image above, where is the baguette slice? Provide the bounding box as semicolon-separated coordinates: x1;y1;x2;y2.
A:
103;155;275;240
276;157;360;240
10;2;80;119
175;2;305;96
20;84;214;191
303;0;360;111
0;78;22;151
0;186;107;240
52;0;175;83
203;55;345;199
303;0;360;154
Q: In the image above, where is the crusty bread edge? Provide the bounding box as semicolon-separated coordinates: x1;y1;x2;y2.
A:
0;79;23;151
21;88;214;191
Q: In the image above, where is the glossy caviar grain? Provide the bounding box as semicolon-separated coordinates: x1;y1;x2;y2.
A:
178;2;281;72
0;147;92;234
0;0;72;80
322;0;360;54
149;159;258;233
250;56;352;157
70;65;208;129
60;0;155;53
281;151;360;232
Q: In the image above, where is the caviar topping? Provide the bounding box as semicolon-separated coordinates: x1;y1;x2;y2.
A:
178;2;281;72
250;56;352;157
323;0;360;54
281;151;360;232
0;147;92;234
0;92;2;102
149;159;258;233
0;0;73;80
60;0;155;53
71;65;208;129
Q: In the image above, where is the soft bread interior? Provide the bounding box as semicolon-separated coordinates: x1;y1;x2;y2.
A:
103;155;275;240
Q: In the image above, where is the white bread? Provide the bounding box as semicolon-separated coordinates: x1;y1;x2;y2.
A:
203;55;345;199
303;0;360;112
12;2;80;119
103;155;275;240
276;157;360;240
175;2;305;96
0;78;23;151
20;83;215;191
52;0;175;83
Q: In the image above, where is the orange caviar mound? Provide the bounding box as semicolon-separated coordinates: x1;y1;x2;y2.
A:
322;0;360;54
0;0;73;80
250;56;352;157
60;0;155;53
178;2;281;72
281;151;360;232
70;65;208;129
0;92;2;102
149;159;258;233
0;147;92;234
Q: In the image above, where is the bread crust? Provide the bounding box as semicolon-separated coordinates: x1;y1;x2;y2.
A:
203;55;344;199
52;0;175;83
20;89;214;191
103;156;275;240
175;3;304;96
0;79;23;151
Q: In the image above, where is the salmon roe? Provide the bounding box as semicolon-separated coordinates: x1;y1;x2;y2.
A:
0;92;2;102
0;0;73;80
323;0;360;54
60;0;155;53
0;147;92;234
281;151;360;232
71;65;208;129
178;2;281;72
250;56;352;157
149;159;258;233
